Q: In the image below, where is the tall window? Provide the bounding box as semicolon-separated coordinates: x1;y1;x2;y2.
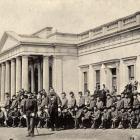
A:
111;68;117;92
128;65;134;81
83;72;88;92
96;70;100;88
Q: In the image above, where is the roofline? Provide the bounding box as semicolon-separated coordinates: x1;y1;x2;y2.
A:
77;24;140;47
79;11;140;35
32;26;53;35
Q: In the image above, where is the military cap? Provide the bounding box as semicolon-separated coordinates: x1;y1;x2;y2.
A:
107;93;111;97
61;92;66;95
12;94;16;97
5;92;9;95
116;95;121;97
69;91;74;95
78;91;82;95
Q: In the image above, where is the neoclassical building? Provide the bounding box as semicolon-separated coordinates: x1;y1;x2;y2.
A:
0;11;140;103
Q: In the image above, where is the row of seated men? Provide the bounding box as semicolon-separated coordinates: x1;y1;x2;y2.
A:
0;85;139;130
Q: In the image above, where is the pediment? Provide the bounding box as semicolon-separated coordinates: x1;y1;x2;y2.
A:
0;32;20;53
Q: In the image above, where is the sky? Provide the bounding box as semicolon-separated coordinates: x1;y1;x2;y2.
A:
0;0;140;38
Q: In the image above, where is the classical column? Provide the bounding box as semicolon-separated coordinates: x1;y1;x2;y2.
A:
22;55;29;90
11;59;16;97
16;57;22;93
119;59;127;93
88;65;94;93
37;62;42;91
78;67;83;92
31;63;34;93
100;64;107;87
52;56;63;94
5;61;10;93
1;63;5;102
43;56;49;92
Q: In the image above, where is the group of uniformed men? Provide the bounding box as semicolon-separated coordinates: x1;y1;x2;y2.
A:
0;82;140;137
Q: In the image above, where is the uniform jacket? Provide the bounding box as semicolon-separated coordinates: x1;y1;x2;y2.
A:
23;98;38;116
89;99;96;110
96;100;103;110
102;111;111;120
78;96;85;108
4;97;11;109
68;97;76;109
123;98;131;109
93;110;101;120
106;98;113;108
61;97;68;109
10;99;18;110
40;97;48;109
111;110;119;119
0;111;5;119
116;99;124;110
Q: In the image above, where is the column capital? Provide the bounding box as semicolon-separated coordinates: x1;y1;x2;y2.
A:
1;63;5;66
22;55;28;58
43;55;49;58
53;55;63;59
11;58;16;62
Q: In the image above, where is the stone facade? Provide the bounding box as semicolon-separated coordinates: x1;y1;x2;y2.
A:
0;12;140;102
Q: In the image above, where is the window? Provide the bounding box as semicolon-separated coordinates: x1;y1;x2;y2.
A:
111;68;117;92
96;70;100;88
83;72;88;92
128;65;134;80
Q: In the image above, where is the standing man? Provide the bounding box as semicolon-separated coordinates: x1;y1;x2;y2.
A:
47;90;61;131
23;93;38;137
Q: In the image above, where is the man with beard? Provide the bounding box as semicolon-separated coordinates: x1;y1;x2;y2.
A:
47;89;61;131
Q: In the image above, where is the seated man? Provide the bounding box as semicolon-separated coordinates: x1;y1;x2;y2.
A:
0;107;5;126
81;107;92;128
18;111;27;127
127;107;137;129
118;108;128;129
100;107;111;129
7;107;20;127
11;107;21;127
91;106;101;129
110;106;120;128
37;108;48;128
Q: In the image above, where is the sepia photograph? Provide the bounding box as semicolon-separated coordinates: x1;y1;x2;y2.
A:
0;0;140;139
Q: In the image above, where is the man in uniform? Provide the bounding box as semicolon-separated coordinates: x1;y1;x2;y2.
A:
96;96;103;111
106;94;113;109
74;91;85;129
110;106;119;128
68;92;76;128
88;95;96;111
133;94;140;126
81;106;92;128
116;95;124;111
91;106;101;129
100;107;111;129
118;108;128;129
23;93;38;137
3;93;11;122
60;92;68;129
0;107;5;126
47;90;61;131
123;93;131;109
